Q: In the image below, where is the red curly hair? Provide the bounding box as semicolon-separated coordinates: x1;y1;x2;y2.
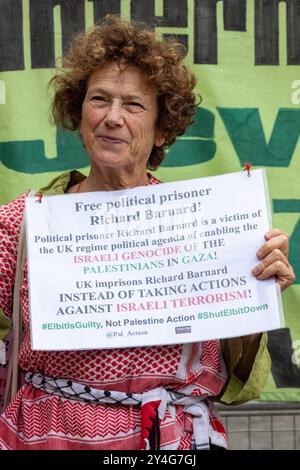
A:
51;15;197;170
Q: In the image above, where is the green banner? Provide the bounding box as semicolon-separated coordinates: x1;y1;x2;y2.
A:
0;0;300;400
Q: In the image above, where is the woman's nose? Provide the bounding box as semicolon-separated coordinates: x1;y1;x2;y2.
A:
104;102;124;127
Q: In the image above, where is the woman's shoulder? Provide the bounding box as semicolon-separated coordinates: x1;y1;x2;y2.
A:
0;193;27;235
0;170;85;231
38;170;86;196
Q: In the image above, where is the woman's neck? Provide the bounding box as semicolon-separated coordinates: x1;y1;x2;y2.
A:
80;165;149;192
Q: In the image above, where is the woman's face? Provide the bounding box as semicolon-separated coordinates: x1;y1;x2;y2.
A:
79;62;164;172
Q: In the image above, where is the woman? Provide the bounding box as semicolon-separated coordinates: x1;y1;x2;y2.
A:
0;16;295;450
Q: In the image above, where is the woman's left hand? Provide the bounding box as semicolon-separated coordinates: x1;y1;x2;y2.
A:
251;229;295;291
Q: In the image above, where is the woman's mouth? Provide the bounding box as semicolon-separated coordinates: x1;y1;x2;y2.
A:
100;135;126;144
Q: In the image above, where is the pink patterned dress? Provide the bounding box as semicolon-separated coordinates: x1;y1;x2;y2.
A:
0;173;228;450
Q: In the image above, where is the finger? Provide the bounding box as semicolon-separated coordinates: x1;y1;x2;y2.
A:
257;234;289;259
264;228;289;241
277;276;295;291
254;261;295;290
276;264;296;290
253;260;289;279
252;249;289;276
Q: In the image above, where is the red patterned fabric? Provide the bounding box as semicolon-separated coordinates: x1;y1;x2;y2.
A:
140;399;161;449
0;173;228;450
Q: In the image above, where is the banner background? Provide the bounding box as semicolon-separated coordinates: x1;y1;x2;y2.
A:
0;0;299;400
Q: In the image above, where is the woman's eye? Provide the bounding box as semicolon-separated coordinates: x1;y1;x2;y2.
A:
90;95;108;105
91;96;107;103
126;102;144;110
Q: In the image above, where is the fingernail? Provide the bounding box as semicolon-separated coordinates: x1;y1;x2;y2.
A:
252;267;259;275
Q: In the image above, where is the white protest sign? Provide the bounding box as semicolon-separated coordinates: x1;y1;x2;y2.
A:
26;169;283;350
